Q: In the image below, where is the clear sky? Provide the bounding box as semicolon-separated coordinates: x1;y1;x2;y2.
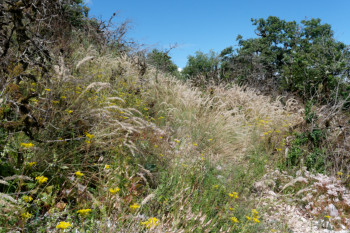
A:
86;0;350;69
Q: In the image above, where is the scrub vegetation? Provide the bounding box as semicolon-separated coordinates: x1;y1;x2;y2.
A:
0;1;349;232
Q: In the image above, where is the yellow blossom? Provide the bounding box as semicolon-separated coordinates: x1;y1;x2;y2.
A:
75;171;84;177
105;164;110;169
109;187;120;194
174;139;180;143
158;116;164;120
253;217;260;223
324;215;331;219
337;171;343;176
208;138;213;141
77;209;92;216
229;192;238;199
28;162;37;167
44;88;51;92
21;143;34;148
154;145;158;148
35;176;48;185
52;100;59;104
230;217;239;223
193;143;198;146
22;196;33;203
213;185;219;189
85;133;94;139
246;216;251;221
141;217;160;229
144;107;149;111
21;212;32;219
130;203;140;210
251;209;259;215
56;221;72;229
61;96;66;99
66;110;73;114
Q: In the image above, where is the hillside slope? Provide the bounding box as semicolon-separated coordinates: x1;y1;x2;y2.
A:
1;47;349;232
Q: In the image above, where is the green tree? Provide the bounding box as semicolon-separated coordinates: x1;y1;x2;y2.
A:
147;49;178;75
226;16;350;102
182;50;220;81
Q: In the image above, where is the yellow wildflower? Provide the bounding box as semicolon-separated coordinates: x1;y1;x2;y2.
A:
28;162;37;167
56;221;72;229
158;116;164;120
208;138;213;141
21;143;34;148
144;107;149;111
193;143;198;146
52;100;59;104
154;145;158;148
21;212;32;219
230;217;239;223
253;217;260;223
251;209;259;215
61;96;66;99
229;192;238;199
246;216;251;221
44;88;51;92
337;171;343;176
77;209;92;216
109;187;120;194
22;196;33;203
160;154;164;157
105;164;110;169
66;110;73;114
130;203;140;210
174;139;180;143
35;176;48;185
85;133;94;139
141;217;160;229
75;171;84;177
324;215;331;219
213;184;219;189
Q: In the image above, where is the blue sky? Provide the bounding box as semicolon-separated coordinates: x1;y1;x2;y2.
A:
86;0;350;69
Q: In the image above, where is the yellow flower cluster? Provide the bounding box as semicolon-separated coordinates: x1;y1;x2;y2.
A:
21;212;32;219
75;171;84;177
130;203;140;210
35;176;48;184
85;133;94;139
56;221;72;229
21;143;34;148
28;161;37;167
246;209;260;223
77;209;92;216
109;187;120;194
229;192;238;199
141;217;160;229
22;196;33;203
230;216;239;223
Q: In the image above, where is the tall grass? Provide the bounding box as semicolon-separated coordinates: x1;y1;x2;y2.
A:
0;46;304;232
